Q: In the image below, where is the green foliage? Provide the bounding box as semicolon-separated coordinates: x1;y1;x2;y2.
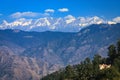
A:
108;44;117;64
117;40;120;55
65;65;75;79
41;40;120;80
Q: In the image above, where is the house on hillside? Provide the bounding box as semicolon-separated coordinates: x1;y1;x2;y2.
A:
99;64;111;70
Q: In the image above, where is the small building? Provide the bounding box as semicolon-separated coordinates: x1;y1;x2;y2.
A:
99;64;111;70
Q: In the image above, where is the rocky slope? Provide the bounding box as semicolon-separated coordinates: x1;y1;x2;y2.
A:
0;23;120;80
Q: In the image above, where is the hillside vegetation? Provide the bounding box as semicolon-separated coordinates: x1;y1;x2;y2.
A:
42;40;120;80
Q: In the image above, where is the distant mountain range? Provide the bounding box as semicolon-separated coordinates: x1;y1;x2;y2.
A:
0;16;117;32
0;23;120;80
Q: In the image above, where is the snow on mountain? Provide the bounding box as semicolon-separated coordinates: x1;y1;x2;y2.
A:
0;18;32;29
0;16;119;32
64;15;76;24
107;21;116;25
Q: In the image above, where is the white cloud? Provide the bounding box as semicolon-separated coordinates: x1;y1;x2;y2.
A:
58;8;69;12
11;12;49;18
45;9;55;13
113;17;120;23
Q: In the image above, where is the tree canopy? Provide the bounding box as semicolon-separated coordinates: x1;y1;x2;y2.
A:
41;40;120;80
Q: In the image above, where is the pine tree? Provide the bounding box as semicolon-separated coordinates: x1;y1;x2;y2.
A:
65;65;75;79
117;40;120;56
108;44;117;64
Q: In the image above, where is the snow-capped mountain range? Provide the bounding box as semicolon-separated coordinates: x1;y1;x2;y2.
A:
0;15;120;32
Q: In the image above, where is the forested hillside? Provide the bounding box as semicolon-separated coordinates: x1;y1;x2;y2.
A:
42;40;120;80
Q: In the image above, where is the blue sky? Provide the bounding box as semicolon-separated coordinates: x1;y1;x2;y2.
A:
0;0;120;19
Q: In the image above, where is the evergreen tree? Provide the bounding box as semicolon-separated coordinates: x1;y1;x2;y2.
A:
65;65;75;79
92;54;102;79
108;44;117;64
117;40;120;56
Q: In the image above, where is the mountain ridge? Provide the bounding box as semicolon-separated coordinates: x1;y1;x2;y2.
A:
0;16;118;32
0;23;120;80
